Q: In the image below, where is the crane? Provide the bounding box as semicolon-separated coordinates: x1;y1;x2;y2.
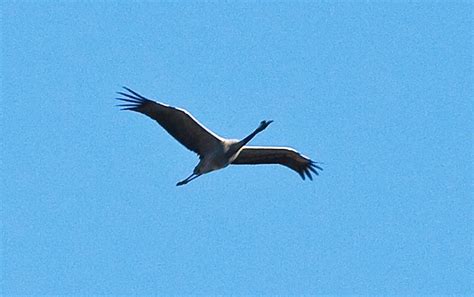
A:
116;87;323;186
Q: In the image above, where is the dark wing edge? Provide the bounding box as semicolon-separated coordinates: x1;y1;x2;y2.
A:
231;146;323;180
116;86;154;112
116;86;223;156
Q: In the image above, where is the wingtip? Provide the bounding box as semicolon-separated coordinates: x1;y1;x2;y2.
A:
310;160;324;171
299;171;306;180
308;165;319;176
121;86;148;100
297;159;322;181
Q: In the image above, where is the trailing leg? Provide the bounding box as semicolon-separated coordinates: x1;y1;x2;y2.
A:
176;172;201;186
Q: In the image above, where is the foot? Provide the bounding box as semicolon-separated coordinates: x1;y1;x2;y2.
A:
176;180;188;186
176;173;200;186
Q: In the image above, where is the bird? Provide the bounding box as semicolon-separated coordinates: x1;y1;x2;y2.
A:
116;87;323;186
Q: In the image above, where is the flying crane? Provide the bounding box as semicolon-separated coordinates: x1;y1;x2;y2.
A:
116;87;322;186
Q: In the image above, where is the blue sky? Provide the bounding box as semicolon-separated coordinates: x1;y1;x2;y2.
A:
1;1;472;295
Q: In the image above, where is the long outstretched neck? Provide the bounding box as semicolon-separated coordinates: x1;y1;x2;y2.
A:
227;121;272;157
240;128;261;147
226;127;262;159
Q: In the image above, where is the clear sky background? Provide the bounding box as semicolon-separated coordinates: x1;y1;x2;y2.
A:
1;1;472;295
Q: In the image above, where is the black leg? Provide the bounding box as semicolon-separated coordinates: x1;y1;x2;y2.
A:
176;173;200;186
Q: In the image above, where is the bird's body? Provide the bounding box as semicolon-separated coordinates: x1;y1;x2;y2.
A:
116;87;322;186
197;140;236;170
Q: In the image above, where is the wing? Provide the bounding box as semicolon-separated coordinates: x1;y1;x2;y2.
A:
116;87;223;156
231;146;323;180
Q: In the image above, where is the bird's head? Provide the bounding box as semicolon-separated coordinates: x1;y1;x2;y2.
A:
256;120;273;132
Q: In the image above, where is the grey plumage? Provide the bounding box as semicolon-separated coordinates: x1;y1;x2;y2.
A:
116;87;322;186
